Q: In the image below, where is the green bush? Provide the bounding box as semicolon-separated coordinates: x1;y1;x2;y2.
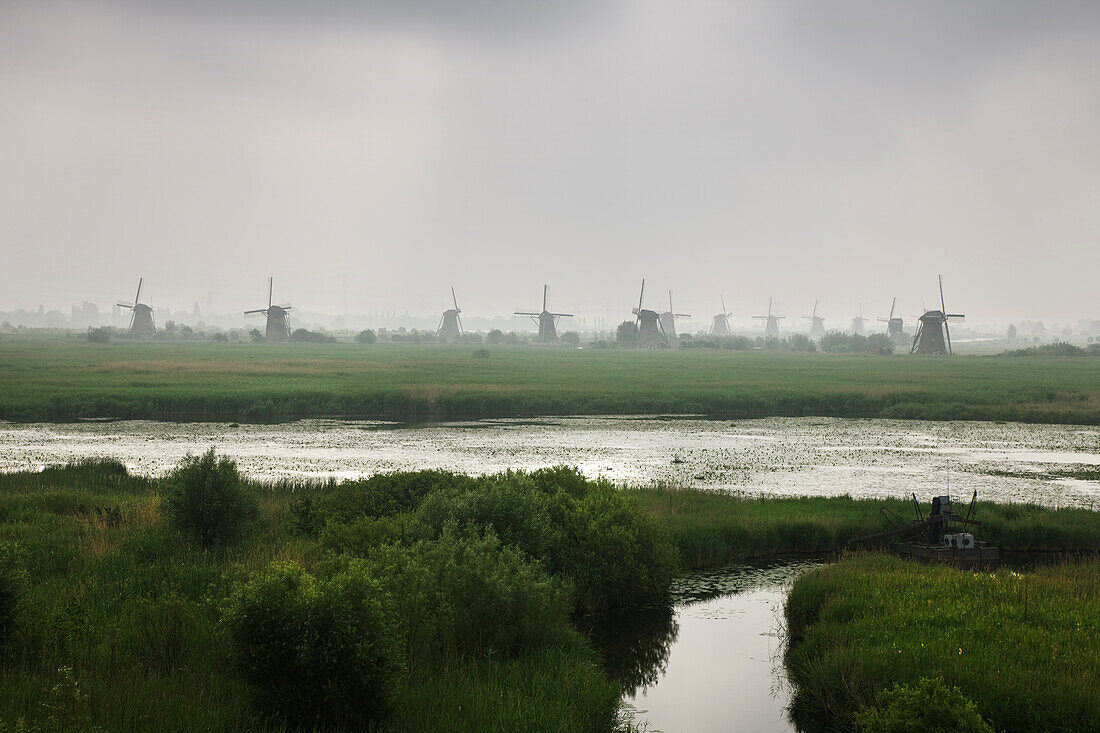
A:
552;485;678;611
854;677;994;733
367;530;573;668
413;475;559;562
321;471;467;523
0;543;28;652
410;468;677;612
162;449;257;546
223;561;401;729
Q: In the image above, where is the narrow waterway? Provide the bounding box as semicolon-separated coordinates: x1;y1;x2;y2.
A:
587;561;823;733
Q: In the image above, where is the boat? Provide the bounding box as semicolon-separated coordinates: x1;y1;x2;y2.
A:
849;491;999;569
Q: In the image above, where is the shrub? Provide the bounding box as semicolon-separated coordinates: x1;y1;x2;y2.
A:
162;449;257;546
413;475;559;561
355;329;378;344
551;485;678;610
224;561;401;729
321;471;467;523
290;328;336;343
472;348;490;359
411;468;677;612
86;326;111;343
368;530;572;668
0;543;27;652
853;677;994;733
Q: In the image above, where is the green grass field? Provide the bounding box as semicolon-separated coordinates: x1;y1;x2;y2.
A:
2;337;1098;423
784;554;1100;732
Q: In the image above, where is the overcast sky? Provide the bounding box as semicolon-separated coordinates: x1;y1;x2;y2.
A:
2;0;1098;324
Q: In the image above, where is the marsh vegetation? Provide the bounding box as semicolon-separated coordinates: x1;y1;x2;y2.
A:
0;457;1097;730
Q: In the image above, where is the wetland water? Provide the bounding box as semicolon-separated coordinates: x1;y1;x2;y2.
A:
1;416;1097;506
589;561;822;733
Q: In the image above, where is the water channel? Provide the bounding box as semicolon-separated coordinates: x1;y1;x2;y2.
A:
587;560;822;732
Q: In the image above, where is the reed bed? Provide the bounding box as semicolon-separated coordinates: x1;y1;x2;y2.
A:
628;487;1100;568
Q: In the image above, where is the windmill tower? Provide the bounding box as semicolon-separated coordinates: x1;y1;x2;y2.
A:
632;279;667;349
437;286;463;340
848;304;867;336
117;277;156;336
244;277;292;343
911;275;965;355
803;301;826;340
709;295;733;337
514;284;572;344
659;290;691;342
752;298;785;337
878;297;906;343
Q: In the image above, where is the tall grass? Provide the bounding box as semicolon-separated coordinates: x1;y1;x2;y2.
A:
628;487;1100;568
1;339;1098;423
784;554;1100;733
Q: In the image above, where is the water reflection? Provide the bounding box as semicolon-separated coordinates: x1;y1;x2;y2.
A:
590;560;823;733
2;416;1095;507
582;605;679;698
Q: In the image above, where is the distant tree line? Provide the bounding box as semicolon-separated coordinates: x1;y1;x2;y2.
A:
1000;342;1100;357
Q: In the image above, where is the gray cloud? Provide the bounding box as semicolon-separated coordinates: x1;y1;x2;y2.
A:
1;0;1097;324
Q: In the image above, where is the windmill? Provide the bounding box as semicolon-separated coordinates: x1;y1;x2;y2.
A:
752;298;785;337
911;275;965;355
878;297;906;342
632;279;667;349
709;295;733;337
514;284;572;344
117;277;156;336
848;304;867;336
437;286;463;340
244;277;292;343
659;290;691;342
802;301;826;340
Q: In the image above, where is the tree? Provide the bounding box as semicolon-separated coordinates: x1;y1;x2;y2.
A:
355;329;377;344
486;329;503;345
249;328;264;343
86;326;111;343
163;449;257;546
561;331;580;346
616;320;637;347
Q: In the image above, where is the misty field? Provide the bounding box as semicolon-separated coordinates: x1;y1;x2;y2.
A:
1;338;1099;423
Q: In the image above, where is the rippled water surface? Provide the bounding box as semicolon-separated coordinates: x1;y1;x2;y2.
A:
1;416;1097;506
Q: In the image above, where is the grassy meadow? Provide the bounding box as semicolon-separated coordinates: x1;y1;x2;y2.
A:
784;554;1100;733
1;337;1099;423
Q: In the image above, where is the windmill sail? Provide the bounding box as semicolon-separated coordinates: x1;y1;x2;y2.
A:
633;279;667;348
438;286;463;340
514;284;571;344
911;275;964;355
244;276;291;342
117;277;156;336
